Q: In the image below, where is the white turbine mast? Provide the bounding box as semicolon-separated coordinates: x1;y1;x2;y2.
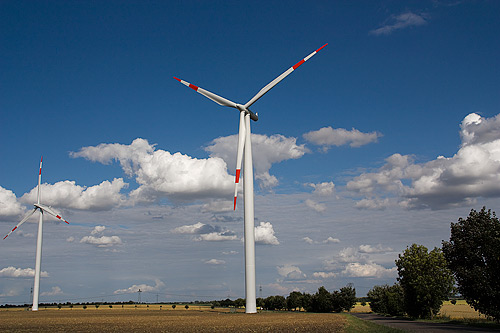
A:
3;157;69;311
174;44;327;313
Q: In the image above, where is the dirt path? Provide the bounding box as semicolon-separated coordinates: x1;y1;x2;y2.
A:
351;313;499;332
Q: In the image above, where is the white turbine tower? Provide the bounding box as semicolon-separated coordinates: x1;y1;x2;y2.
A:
174;44;327;313
3;157;69;311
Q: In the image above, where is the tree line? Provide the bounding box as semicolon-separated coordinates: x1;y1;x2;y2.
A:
368;207;499;322
211;284;356;313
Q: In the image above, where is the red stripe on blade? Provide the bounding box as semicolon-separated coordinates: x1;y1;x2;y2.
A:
235;169;241;183
293;59;305;70
189;83;199;91
173;77;181;82
234;197;237;210
12;227;17;232
56;215;61;219
316;43;328;53
3;235;8;240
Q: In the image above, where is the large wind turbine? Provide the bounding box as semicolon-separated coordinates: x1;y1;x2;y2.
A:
174;44;327;313
3;157;69;311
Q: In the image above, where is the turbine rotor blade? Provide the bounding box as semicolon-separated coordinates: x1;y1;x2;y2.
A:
36;204;69;224
37;156;42;205
234;111;247;210
3;208;37;240
244;43;328;109
174;77;238;108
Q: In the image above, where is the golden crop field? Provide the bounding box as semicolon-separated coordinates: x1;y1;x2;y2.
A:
350;300;488;320
0;307;347;332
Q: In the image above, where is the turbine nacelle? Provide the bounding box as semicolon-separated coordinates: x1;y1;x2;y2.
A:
236;104;258;121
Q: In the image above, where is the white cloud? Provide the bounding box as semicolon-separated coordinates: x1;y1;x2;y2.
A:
0;186;24;218
41;286;63;296
323;245;397;278
313;272;337;279
91;226;106;235
370;11;428;36
21;179;127;211
72;138;233;203
307;182;335;196
354;198;391;210
324;237;340;244
348;113;500;210
172;222;237;242
303;237;314;244
196;232;238;242
80;235;122;247
66;236;75;242
342;263;397;278
277;264;306;280
114;279;165;294
305;199;326;213
206;133;307;189
254;222;279;245
359;244;393;253
0;266;49;278
303;126;381;150
303;236;340;244
205;259;225;265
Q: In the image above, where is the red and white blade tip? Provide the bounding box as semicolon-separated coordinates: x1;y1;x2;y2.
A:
55;215;69;224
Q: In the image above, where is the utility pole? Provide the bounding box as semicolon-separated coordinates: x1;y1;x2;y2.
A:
138;289;142;304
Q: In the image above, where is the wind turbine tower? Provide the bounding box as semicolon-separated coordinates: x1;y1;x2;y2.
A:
3;157;70;311
174;44;327;313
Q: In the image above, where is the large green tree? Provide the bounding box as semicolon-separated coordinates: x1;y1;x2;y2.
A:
367;284;405;316
442;207;500;322
396;244;454;319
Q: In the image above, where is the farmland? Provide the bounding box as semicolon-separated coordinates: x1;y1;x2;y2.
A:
0;306;348;332
0;300;491;332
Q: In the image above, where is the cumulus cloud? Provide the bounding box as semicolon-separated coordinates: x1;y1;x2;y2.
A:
254;222;279;245
91;226;106;235
370;11;428;36
80;235;122;247
323;246;396;278
72;138;234;203
21;179;127;211
303;236;340;244
305;199;326;213
206;133;307;189
277;264;306;281
0;187;24;218
359;244;393;253
307;182;335;196
303;126;381;151
342;263;397;278
205;259;225;265
172;222;237;242
114;279;165;294
80;225;122;248
313;272;337;279
41;286;63;296
348;113;500;210
0;266;49;278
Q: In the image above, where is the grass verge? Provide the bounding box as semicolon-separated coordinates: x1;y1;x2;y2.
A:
343;314;404;333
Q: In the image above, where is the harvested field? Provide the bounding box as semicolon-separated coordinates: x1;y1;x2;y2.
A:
0;308;347;332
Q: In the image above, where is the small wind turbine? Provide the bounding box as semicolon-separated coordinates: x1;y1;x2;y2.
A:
3;157;69;311
174;44;327;313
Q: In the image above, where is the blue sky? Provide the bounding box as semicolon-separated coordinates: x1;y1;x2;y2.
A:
1;0;500;304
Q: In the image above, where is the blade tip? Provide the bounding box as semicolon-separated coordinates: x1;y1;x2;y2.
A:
173;77;181;82
317;43;328;52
